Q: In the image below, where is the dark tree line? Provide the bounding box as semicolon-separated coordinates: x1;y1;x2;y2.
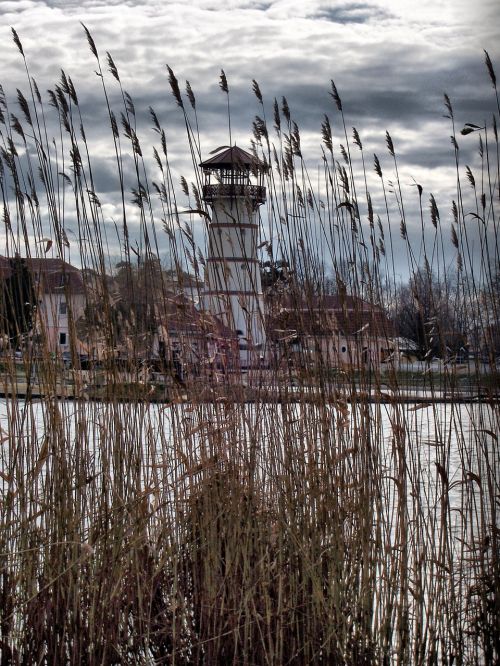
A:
390;268;491;360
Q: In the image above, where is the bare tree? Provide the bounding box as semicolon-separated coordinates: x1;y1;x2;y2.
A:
392;268;466;359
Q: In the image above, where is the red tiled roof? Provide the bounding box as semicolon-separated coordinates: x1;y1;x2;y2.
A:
157;290;235;339
268;292;394;338
0;256;85;294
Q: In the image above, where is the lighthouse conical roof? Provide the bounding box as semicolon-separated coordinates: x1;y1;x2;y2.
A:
200;145;261;170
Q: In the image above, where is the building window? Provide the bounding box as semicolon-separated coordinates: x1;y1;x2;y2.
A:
59;332;67;345
59;301;67;314
341;346;347;353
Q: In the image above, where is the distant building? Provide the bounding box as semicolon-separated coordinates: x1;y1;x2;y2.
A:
163;269;204;306
268;291;396;368
0;256;86;356
391;337;420;364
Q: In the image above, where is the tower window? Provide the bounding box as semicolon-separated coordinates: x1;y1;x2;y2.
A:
59;332;67;345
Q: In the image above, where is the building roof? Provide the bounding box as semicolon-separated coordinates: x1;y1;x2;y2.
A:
268;291;395;339
155;290;236;340
0;256;85;295
200;145;262;170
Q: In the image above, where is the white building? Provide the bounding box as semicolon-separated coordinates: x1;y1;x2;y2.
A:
200;146;267;368
33;259;87;356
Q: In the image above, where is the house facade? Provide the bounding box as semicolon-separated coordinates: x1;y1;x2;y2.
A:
267;291;396;369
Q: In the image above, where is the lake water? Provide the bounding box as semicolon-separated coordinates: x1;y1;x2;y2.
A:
1;396;496;535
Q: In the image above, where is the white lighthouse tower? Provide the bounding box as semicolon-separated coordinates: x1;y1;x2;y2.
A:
200;146;267;368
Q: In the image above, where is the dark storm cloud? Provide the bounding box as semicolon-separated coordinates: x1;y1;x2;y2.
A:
0;0;498;274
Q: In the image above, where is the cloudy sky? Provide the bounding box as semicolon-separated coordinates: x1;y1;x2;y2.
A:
0;0;498;280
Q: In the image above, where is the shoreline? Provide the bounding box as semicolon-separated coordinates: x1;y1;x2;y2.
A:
1;385;497;405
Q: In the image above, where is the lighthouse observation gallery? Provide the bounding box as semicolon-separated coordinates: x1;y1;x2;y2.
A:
200;146;267;368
